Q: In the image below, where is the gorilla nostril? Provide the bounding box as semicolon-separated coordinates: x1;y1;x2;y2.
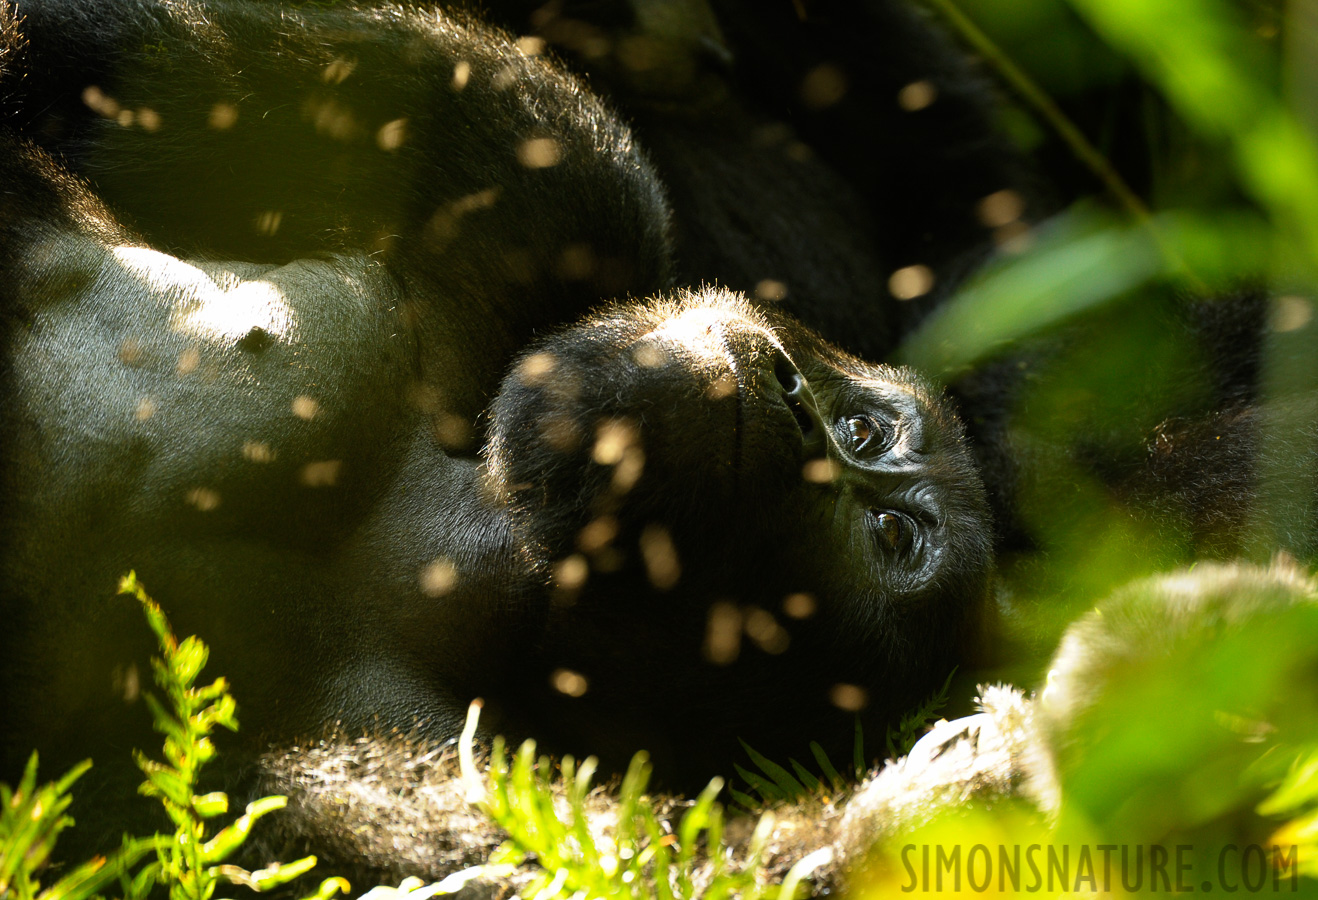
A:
773;354;826;458
773;354;802;399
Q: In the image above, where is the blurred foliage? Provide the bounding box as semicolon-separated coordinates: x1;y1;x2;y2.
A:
877;0;1318;892
848;565;1318;895
900;0;1318;637
0;757;156;900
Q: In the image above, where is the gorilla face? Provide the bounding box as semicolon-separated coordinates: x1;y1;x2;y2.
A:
485;288;992;784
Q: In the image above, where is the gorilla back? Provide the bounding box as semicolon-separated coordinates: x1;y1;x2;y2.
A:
0;0;992;832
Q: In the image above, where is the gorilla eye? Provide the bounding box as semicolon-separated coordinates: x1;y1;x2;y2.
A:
873;511;904;551
843;415;887;454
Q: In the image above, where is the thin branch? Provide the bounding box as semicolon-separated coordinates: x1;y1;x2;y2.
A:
923;0;1204;289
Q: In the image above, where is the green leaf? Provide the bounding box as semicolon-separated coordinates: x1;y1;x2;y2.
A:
197;693;238;732
200;797;289;863
808;742;843;791
191;793;230;819
41;835;158;900
733;764;781;803
897;212;1162;378
788;759;822;794
247;853;318;890
51;759;94;796
171;636;208;687
677;777;722;865
728;787;759;811
298;876;351;900
142;694;187;747
1261;749;1318;816
121;572;174;651
136;759;193;808
738;739;807;797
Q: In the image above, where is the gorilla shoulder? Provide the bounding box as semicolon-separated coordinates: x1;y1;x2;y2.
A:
1;0;672;434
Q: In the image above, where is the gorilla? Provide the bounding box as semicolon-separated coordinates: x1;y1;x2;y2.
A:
0;0;998;855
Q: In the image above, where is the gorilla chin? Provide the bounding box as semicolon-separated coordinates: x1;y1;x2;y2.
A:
484;288;993;789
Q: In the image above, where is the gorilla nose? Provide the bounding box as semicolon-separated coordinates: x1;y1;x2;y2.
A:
773;352;828;459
